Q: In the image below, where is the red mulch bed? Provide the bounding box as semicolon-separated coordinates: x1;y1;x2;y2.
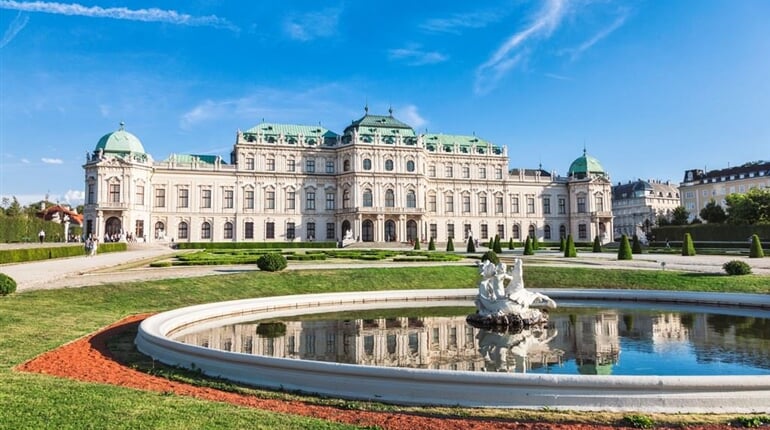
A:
17;315;735;430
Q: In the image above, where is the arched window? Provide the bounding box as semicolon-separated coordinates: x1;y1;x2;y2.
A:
201;222;211;239
528;224;536;239
385;159;394;171
224;222;233;239
512;224;520;239
406;160;415;172
406;190;416;208
343;159;351;171
178;221;189;239
363;189;373;207
559;224;567;239
544;224;551;240
154;221;165;239
343;189;351;209
363;159;372;170
385;189;395;207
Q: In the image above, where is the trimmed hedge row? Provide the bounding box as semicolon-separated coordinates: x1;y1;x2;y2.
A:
652;224;770;243
175;241;337;250
0;242;126;264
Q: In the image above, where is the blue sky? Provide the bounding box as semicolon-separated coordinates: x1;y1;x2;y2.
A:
1;0;769;206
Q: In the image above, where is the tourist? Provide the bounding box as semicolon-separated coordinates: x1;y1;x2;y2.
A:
38;229;45;244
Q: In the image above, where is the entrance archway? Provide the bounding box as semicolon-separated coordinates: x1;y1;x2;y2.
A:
105;217;122;240
362;220;374;242
384;220;396;242
155;221;166;240
341;220;351;240
406;220;417;242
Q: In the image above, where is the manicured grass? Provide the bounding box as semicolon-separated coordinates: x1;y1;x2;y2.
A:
1;264;769;429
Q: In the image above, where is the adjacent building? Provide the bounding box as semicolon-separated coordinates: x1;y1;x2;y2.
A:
611;179;680;240
680;161;770;218
83;110;614;244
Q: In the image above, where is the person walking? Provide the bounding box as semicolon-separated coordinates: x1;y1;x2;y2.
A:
38;230;45;244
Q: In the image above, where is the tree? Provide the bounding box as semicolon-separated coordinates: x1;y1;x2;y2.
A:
532;234;540;250
699;200;727;223
564;234;577;258
428;237;436;251
446;237;454;252
466;236;475;253
749;234;765;259
508;237;514;250
681;232;696;256
632;234;642;254
726;189;770;225
5;197;22;217
487;237;494;249
618;235;633;260
592;235;602;253
559;236;566;252
523;237;534;255
670;206;690;225
413;238;420;250
493;234;502;253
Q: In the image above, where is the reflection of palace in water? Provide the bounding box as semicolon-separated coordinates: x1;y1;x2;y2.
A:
174;310;770;374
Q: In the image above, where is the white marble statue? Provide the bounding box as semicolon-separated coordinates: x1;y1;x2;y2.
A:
474;258;556;319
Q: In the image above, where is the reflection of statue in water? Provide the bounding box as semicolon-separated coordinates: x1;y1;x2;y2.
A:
468;258;556;329
477;325;560;373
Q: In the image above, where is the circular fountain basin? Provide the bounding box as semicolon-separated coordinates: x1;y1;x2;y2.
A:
135;289;770;413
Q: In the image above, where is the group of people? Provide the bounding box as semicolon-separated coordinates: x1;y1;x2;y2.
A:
84;236;98;257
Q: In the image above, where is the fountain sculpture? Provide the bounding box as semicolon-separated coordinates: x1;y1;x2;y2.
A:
467;258;556;329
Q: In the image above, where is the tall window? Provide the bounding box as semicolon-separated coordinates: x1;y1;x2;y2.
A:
428;165;436;177
480;224;488;239
224;222;233;239
445;165;453;178
513;225;520;239
544;225;552;240
527;197;535;214
201;189;212;208
343;190;350;208
479;195;487;213
385;160;394;171
511;196;519;213
178;221;189;239
265;191;275;209
136;185;144;206
495;168;503;179
559;224;566;239
306;190;316;210
265;222;275;239
109;183;120;203
558;197;566;214
201;222;211;239
305;159;315;173
87;184;95;205
363;189;373;207
326;222;335;240
447;223;455;239
245;157;254;170
462;195;471;213
178;188;189;208
428;194;436;212
479;167;486;179
595;195;604;212
325;160;334;173
266;158;275;171
495;196;503;213
528;224;536;239
286;222;295;240
287;191;296;210
577;196;586;213
464;224;472;239
430;223;437;239
578;223;587;239
385;189;395;207
462;166;470;178
445;195;454;213
325;192;335;210
154;188;165;207
306;222;315;240
543;197;551;214
224;190;233;209
287;159;295;172
343;159;351;171
406;160;415;172
244;190;254;209
497;224;505;239
406;190;416;208
245;221;254;239
363;159;372;170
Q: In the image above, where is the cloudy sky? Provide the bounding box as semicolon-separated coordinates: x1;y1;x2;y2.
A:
1;0;769;205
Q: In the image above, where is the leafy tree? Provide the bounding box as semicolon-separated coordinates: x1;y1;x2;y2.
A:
493;234;502;253
481;250;499;264
564;234;577;258
618;235;633;260
508;237;514;250
681;232;696;256
523;237;534;255
670;206;690;225
632;234;643;254
5;197;22;217
725;189;770;225
749;234;765;258
592;235;602;253
446;237;454;252
428;237;435;251
466;236;476;253
413;239;420;250
656;215;671;227
699;200;727;223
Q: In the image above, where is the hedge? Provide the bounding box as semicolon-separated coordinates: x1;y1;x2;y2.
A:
175;241;337;250
0;242;126;264
652;224;770;243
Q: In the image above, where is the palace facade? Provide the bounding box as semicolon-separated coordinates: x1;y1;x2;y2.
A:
83;110;613;244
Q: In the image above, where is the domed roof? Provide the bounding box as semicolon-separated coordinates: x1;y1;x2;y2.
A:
95;122;145;154
568;149;606;179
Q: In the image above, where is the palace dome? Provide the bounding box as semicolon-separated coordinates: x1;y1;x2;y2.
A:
95;122;146;154
568;149;606;179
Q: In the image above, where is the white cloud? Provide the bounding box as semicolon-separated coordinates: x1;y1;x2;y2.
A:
41;157;63;164
474;0;569;95
0;191;83;206
0;10;28;48
420;9;503;34
0;1;239;31
544;72;572;81
284;8;340;41
397;105;427;129
563;11;628;61
98;104;110;117
21;158;29;163
388;45;448;66
64;189;84;204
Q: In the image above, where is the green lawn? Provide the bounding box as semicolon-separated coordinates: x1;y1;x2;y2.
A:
1;265;769;429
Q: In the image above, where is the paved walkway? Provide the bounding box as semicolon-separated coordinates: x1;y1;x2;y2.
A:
1;243;768;293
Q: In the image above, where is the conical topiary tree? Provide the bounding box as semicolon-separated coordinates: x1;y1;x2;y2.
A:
523;236;534;255
446;237;454;252
618;234;633;260
592;235;602;253
682;232;696;256
632;234;642;254
749;234;765;258
467;236;476;253
487;237;494;249
559;236;566;252
493;234;502;253
508;237;514;250
564;234;577;258
532;234;540;250
428;237;436;251
413;238;421;250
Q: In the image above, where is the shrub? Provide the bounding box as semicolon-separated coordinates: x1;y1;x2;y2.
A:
682;232;696;256
446;237;454;252
564;234;577;258
428;237;436;251
466;236;476;253
592;235;602;253
623;414;654;429
480;250;499;264
0;273;17;296
559;237;566;252
413;239;421;250
618;235;633;260
723;260;752;276
532;235;540;250
523;237;534;255
749;234;765;258
256;253;287;272
632;234;642;254
508;237;514;250
493;234;502;253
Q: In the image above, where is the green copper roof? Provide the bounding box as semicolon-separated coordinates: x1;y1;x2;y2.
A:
423;133;503;155
244;123;338;139
568;149;606;178
343;109;417;137
163;154;222;164
95;122;146;154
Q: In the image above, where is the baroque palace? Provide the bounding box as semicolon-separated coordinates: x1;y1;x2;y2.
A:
83;109;613;245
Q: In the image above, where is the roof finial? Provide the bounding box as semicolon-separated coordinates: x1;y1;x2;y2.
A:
119;121;125;130
583;141;587;156
364;99;369;114
388;105;393;116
